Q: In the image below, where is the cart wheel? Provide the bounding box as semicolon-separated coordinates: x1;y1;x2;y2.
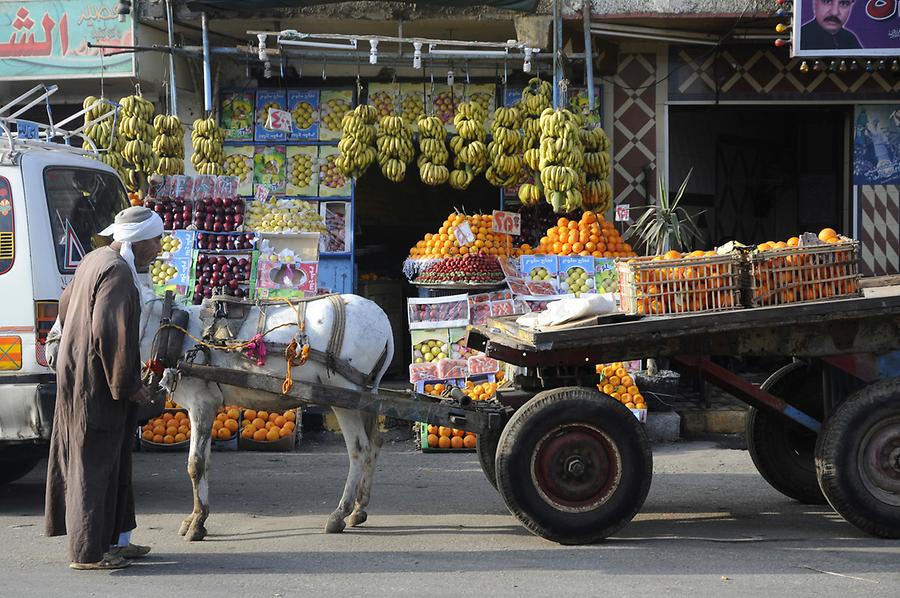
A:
747;361;826;504
476;431;500;490
815;379;900;538
494;387;652;545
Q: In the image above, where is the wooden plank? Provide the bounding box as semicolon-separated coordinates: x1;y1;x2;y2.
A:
176;362;510;433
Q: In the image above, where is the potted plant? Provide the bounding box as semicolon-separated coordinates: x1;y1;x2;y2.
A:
624;169;704;379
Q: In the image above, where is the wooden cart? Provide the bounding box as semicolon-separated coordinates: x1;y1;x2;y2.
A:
176;285;900;545
465;284;900;544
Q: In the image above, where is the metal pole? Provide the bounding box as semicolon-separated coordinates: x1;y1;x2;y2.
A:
165;0;178;114
552;0;561;108
201;11;212;113
582;1;595;112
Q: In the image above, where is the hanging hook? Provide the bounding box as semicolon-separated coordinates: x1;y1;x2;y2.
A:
322;56;327;81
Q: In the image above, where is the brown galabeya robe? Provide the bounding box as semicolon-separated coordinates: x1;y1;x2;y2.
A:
45;246;143;564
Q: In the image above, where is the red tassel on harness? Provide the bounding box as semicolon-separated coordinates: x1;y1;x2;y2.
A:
144;359;166;377
244;334;268;366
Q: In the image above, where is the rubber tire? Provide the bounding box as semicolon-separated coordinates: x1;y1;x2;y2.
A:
0;455;42;485
815;379;900;539
495;387;652;545
476;431;500;490
746;362;827;504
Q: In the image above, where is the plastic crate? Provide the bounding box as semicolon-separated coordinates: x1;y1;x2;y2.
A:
418;422;476;453
616;253;743;316
747;241;861;307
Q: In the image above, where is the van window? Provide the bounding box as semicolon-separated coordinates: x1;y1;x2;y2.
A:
43;167;128;273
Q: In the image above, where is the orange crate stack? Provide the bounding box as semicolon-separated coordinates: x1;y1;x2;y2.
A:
748;241;861;307
616;252;744;316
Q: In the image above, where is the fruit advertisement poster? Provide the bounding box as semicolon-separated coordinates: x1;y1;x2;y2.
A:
367;83;399;119
224;146;254;196
287;89;319;141
221;90;255;141
321;201;350;253
151;256;193;297
161;230;195;260
504;88;523;108
256;259;318;299
468;83;496;126
255;89;287;142
558;256;595;294
285;146;318;196
253;145;286;196
319;89;353;141
431;83;495;131
595;258;618;293
567;86;602;126
317;146;351;197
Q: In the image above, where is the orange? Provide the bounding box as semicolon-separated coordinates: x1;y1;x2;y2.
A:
244;409;257;421
152;434;164;444
252;417;266;429
257;411;269;422
452;428;465;437
141;431;154;441
427;424;438;435
162;412;174;422
450;436;464;449
178;425;190;435
163;434;175;444
438;436;452;449
266;429;280;442
224;418;239;433
427;433;439;448
625;402;636;409
174;411;187;421
174;433;187;443
266;412;278;422
818;228;838;242
217;427;232;440
253;429;268;441
284;410;296;422
283;421;295;431
211;420;223;431
557;217;570;228
215;412;227;423
463;435;477;449
226;408;240;420
438;426;452;437
279;427;292;438
241;427;255;439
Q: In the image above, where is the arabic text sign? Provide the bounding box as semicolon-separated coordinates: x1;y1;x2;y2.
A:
491;210;521;236
793;0;900;57
0;1;134;80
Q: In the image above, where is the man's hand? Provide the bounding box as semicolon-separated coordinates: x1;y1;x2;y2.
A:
129;385;154;405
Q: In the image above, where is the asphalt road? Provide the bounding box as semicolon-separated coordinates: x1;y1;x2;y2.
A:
1;437;898;598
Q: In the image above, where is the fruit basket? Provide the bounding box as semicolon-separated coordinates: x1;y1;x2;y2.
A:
238;408;300;451
617;251;743;316
140;409;192;451
747;241;861;307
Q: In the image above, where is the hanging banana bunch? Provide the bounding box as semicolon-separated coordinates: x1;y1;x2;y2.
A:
376;115;414;183
118;94;157;194
81;96;125;176
485;106;524;189
190;117;225;175
521;78;552;150
448;101;487;190
581;125;613;214
538;108;585;213
336;104;378;178
152;114;185;176
416;115;449;186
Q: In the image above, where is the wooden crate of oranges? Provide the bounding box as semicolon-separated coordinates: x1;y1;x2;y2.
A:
238;408;299;451
748;230;861;307
617;250;744;316
418;379;498;452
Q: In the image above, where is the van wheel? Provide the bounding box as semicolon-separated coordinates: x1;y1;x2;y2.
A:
0;455;42;485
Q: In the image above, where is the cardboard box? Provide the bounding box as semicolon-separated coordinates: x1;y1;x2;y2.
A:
224;145;254;196
558;256;596;295
318;89;353;141
254;232;320;299
253;145;287;196
221;90;255;141
317;146;351;197
285;146;318;197
287;89;319;140
255;89;287;142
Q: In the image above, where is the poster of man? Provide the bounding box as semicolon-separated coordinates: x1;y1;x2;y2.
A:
794;0;900;56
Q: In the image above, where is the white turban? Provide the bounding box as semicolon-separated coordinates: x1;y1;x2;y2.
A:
99;206;164;301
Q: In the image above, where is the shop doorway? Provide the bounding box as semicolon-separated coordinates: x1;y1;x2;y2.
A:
669;105;850;248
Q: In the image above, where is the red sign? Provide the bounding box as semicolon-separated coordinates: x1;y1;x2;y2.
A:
265;108;292;133
492;210;521;236
615;204;630;223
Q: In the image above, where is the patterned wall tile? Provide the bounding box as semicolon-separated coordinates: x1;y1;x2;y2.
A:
613;53;657;208
859;185;900;276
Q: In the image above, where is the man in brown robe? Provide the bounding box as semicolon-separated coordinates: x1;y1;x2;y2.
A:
45;206;162;570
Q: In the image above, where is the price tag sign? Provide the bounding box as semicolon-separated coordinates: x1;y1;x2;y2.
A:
492;210;521;236
254;184;270;202
453;221;476;246
17;120;39;140
615;203;631;222
265;108;293;133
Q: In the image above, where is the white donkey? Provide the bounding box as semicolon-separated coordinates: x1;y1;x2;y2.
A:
58;292;393;542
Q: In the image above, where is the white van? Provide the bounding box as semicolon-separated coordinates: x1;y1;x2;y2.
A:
0;89;129;483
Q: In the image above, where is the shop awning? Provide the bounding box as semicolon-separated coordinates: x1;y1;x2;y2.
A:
186;0;539;14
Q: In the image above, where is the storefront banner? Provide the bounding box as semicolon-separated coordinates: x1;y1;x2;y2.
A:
0;1;134;80
794;0;900;57
854;105;900;185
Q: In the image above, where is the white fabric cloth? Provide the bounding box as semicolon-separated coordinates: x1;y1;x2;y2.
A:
98;208;163;302
515;293;616;329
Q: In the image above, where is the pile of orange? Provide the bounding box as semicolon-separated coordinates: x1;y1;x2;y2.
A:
141;410;191;445
752;228;858;305
596;363;647;410
531;211;637;258
408;212;515;259
211;406;241;441
626;249;739;315
240;408;297;442
463;380;498;401
424;424;477;450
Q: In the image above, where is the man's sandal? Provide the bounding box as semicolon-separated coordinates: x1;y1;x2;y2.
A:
69;554;131;570
109;543;151;559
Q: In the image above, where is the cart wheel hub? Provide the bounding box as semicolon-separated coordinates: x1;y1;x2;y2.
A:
858;416;900;507
531;424;622;513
